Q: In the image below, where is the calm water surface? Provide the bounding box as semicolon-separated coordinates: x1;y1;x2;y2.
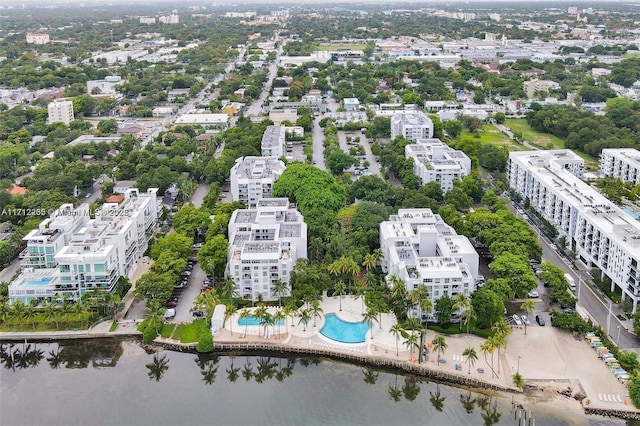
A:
0;339;624;426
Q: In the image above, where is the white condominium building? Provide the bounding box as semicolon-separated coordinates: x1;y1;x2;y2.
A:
379;209;479;305
261;125;286;157
227;198;307;302
9;188;159;304
508;149;640;312
47;100;74;125
391;112;434;141
230;156;286;208
405;138;471;192
599;148;640;185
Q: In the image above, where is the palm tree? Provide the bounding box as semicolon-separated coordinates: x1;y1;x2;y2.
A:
297;309;311;332
11;300;26;329
60;302;73;329
225;304;237;336
490;332;507;375
239;308;251;337
520;298;535;335
42;303;59;330
273;309;285;339
420;297;434;330
480;339;497;378
403;331;420;361
308;300;323;327
144;302;165;335
363;307;377;340
282;302;297;331
432;335;448;366
333;281;347;311
23;305;37;331
462;305;477;335
463;346;478;375
73;301;87;329
220;278;238;303
390;323;403;356
262;313;274;339
389;274;406;300
354;283;367;314
362;251;379;271
253;304;268;337
272;279;288;307
512;372;524;389
452;293;471;331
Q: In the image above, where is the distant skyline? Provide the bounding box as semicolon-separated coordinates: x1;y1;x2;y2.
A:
0;0;630;5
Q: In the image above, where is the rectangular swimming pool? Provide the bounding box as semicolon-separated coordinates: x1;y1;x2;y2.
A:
17;277;54;287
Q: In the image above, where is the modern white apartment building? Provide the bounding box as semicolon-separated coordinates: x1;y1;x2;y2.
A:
9;188;159;304
226;198;307;302
261;125;286;157
599;148;640;186
86;76;125;95
47;100;74;125
379;209;479;306
508;150;640;312
159;14;180;24
405;138;471;192
230;156;286;208
391;112;434;141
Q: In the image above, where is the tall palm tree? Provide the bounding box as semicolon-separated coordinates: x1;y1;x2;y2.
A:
308;300;323;327
220;278;238;303
42;303;59;330
333;281;347;311
390;323;403;356
490;332;507;375
144;302;165;335
463;346;478;375
403;331;419;360
363;307;377;340
282;302;297;330
362;252;378;271
272;279;288;307
23;305;37;330
262;313;275;339
253;304;268;338
273;309;285;338
452;293;471;331
224;304;238;336
432;335;448;366
11;300;26;330
239;308;251;337
420;297;434;330
297;309;311;332
73;301;87;329
462;306;477;335
520;298;535;335
389;274;406;301
60;302;73;330
480;339;497;378
354;283;367;314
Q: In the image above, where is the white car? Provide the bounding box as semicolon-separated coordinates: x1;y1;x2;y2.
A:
512;314;523;326
164;308;176;319
521;315;531;326
527;291;539;298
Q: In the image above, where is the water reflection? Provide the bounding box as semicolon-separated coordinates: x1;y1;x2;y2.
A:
146;353;169;382
0;341;44;371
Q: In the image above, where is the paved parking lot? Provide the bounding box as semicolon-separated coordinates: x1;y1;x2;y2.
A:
337;130;381;178
169;256;207;324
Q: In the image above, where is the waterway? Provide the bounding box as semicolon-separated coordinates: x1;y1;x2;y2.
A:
0;339;624;426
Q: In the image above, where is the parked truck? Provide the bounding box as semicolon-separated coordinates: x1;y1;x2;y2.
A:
565;273;576;291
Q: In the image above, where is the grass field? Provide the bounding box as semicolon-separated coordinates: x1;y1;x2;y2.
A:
173;319;205;343
160;323;175;338
460;124;525;151
505;119;565;149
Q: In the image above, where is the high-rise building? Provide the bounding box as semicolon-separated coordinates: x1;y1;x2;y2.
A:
47;100;74;125
391;112;434;141
230;156;286;208
405;138;471;192
508;149;640;312
226;198;307;302
599;148;640;186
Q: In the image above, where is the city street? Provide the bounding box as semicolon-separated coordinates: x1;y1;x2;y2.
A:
312;117;327;171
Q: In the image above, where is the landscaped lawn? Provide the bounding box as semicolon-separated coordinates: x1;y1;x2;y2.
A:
428;320;494;339
505;118;565;149
173;319;206;343
460;124;525;151
160;323;175;338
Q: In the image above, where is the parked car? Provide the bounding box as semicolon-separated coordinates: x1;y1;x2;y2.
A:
536;315;546;326
165;300;177;308
181;271;191;276
512;314;523;326
164;308;176;319
192;310;204;318
527;291;539;298
521;315;531;325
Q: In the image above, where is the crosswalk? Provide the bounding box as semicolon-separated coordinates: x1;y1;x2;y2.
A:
598;394;624;403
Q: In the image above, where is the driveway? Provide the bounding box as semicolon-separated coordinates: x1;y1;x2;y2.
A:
168;256;207;324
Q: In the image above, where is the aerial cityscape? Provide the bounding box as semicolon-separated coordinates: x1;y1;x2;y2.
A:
1;1;640;424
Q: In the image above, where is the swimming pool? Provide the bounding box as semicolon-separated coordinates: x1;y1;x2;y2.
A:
320;313;369;344
622;207;640;221
238;315;285;326
17;277;54;287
